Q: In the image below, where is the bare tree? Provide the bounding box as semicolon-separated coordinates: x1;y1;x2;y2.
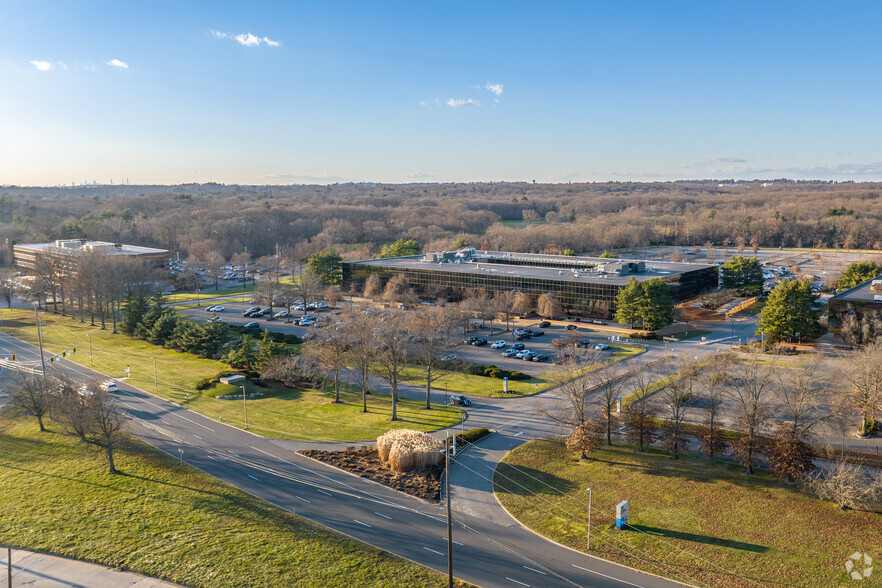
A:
512;291;533;317
408;306;457;409
363;274;383;298
699;358;730;464
0;271;16;308
726;353;774;474
623;369;659;452
341;306;377;413
301;331;349;403
584;356;625;445
804;461;882;513
56;382;127;474
372;310;412;421
838;342;882;437
9;372;55;431
539;360;595;432
536;292;563;319
659;359;696;459
566;418;605;460
382;273;416;304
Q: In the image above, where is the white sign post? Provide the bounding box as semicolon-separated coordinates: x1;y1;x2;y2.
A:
616;500;629;529
616;396;622;413
503;377;509;393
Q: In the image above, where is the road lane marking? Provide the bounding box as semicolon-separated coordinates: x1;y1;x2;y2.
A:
230;451;239;456
316;489;332;496
206;455;217;461
193;434;202;440
423;547;444;556
571;564;645;587
353;520;372;528
373;511;392;519
295;496;311;503
523;566;546;575
248;474;260;482
505;578;529;586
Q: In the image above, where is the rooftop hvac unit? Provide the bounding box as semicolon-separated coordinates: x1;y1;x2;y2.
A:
875;295;882;301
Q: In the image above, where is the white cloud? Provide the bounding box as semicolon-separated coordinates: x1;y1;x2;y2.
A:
212;30;281;47
30;60;53;71
446;98;480;107
107;59;129;69
56;61;68;70
485;82;505;96
235;33;261;47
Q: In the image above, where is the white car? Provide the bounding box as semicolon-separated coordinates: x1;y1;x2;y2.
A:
299;320;315;327
441;354;458;361
594;343;610;351
490;340;506;349
273;310;289;319
207;316;223;323
211;305;224;312
100;380;118;393
515;350;531;359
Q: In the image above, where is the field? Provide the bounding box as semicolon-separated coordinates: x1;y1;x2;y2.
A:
0;309;461;442
0;414;454;588
494;440;882;587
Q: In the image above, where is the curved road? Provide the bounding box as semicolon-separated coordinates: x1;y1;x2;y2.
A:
0;329;685;588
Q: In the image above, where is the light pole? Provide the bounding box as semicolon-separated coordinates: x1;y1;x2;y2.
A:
34;303;46;378
241;385;249;429
87;333;93;367
730;318;735;338
586;487;593;550
445;433;453;588
153;357;158;396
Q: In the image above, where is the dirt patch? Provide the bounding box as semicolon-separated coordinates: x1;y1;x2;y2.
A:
674;306;725;322
300;446;443;502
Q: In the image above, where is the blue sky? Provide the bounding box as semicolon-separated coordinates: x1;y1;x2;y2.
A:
2;1;881;186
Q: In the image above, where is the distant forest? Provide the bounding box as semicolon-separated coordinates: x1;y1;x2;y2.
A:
1;180;881;265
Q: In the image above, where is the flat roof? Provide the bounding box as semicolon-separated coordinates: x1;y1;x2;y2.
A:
15;241;168;256
830;275;882;303
346;250;714;286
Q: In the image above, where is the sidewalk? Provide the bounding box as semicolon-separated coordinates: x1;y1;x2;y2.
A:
0;548;184;588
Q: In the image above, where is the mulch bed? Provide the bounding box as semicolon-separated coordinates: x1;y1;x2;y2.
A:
299;446;444;502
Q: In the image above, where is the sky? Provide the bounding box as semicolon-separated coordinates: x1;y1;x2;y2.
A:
2;1;882;186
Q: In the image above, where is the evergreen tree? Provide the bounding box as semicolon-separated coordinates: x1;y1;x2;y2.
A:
638;278;674;329
119;292;149;336
757;279;820;343
378;239;421;258
720;256;764;294
149;313;178;346
306;249;343;285
256;330;289;369
837;260;882;292
223;335;259;370
614;278;641;328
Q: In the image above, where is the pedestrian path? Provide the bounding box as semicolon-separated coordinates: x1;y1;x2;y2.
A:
1;548;184;588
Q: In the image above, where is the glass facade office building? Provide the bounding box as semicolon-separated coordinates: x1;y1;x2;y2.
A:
342;249;717;319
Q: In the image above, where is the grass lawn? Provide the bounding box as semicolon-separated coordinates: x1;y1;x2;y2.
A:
0;414;455;588
0;309;460;442
494;440;882;588
735;300;766;317
666;330;711;341
400;344;644;399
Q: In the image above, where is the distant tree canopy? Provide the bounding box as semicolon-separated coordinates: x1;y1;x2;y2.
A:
378;239;421;258
306;249;343;285
720;256;764;295
599;250;619;258
757;279;820;343
614;277;673;330
837;260;881;293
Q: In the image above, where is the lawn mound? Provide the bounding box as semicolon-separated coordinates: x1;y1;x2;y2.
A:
301;446;443;501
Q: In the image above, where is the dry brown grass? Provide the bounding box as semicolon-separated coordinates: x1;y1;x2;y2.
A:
377;429;444;472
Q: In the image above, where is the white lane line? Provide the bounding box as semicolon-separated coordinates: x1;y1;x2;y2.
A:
173;412;215;432
295;496;311;503
193;434;202;440
247;474;260;482
571;564;645;588
373;511;392;520
230;451;239;456
423;546;444;556
523;566;546;575
353;520;372;528
505;578;530;587
316;489;332;496
206;455;217;461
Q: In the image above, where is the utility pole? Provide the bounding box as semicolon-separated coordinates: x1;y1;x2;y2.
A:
446;433;453;588
153;358;158;396
7;544;12;588
87;333;93;367
242;385;248;429
34;303;46;378
586;487;593;550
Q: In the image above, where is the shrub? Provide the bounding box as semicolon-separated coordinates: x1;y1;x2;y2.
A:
629;331;659;341
195;378;212;390
376;429;443;473
459;363;530;380
455;427;491;447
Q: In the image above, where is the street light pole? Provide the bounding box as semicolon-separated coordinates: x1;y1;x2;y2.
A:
153;357;158;396
34;303;46;378
241;385;248;429
586;487;593;550
87;333;93;367
446;433;453;588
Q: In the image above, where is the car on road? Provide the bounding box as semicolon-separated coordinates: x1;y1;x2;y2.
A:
594;343;610;350
537;321;550;328
575;338;591;348
441;354;458;361
449;394;472;407
593;320;607;325
514;350;531;359
273;310;289;319
566;324;577;330
490;340;506;349
532;354;550;362
521;351;537;360
207;316;223;323
243;307;260;315
210;305;224;312
472;338;488;346
100;380;118;393
243;322;260;329
511;343;525;350
299;319;316;327
530;330;544;337
464;336;479;344
515;332;531;340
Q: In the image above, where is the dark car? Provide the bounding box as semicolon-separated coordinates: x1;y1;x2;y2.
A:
449;394;472;407
575;338;591;348
472;338;488;346
259;308;273;316
243;306;260;316
516;333;532;340
537;321;550;328
511;343;525;350
566;324;577;330
530;330;544;337
464;336;479;344
243;321;260;329
532;354;550;362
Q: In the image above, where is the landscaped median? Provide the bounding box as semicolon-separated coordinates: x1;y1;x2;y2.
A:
0;309;461;442
494;439;880;587
0;414;461;588
401;343;645;398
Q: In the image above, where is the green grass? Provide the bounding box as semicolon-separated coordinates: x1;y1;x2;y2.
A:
0;414;455;588
494;440;882;588
665;330;711;341
400;344;644;398
0;309;460;442
735;300;766;317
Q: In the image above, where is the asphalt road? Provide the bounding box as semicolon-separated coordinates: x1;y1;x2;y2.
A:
0;330;683;588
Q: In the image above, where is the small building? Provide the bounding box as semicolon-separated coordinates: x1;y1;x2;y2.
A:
342;249;717;320
13;240;168;273
827;275;882;329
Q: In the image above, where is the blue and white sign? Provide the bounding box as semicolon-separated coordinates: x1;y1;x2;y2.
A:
503;377;509;392
616;500;629;528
